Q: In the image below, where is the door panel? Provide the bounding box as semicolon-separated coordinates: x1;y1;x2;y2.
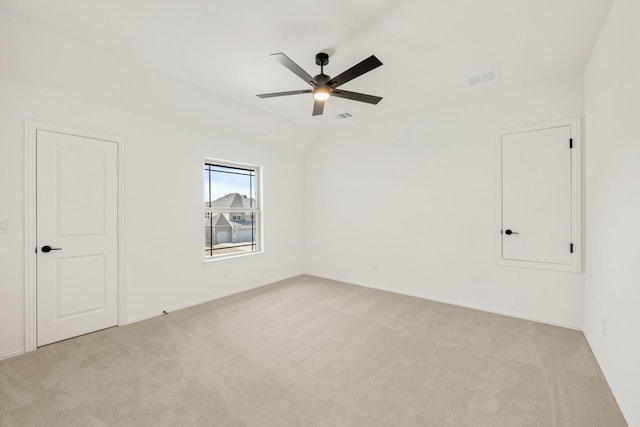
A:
501;126;572;265
57;255;106;318
37;130;118;346
58;147;106;236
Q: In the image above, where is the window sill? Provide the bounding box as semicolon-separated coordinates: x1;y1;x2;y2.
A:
203;250;264;265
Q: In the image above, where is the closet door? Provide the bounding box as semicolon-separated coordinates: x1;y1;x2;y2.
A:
497;119;580;272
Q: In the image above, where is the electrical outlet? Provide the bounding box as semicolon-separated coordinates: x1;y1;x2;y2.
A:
0;220;7;233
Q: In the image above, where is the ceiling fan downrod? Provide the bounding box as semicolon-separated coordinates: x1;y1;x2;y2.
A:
315;52;329;76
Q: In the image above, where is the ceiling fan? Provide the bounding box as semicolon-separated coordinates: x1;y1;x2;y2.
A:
257;52;383;116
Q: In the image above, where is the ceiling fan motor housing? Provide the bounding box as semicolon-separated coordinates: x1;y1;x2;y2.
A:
315;52;329;66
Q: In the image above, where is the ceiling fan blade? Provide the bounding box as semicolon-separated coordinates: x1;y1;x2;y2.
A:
332;89;383;105
326;55;383;88
312;99;325;116
256;89;312;98
271;53;316;87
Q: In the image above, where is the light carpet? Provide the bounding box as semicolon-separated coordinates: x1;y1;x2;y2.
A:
0;275;627;426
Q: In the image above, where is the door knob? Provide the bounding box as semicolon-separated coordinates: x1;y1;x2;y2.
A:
41;245;62;253
504;229;519;235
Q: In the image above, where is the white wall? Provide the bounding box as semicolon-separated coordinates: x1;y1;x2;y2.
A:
584;0;640;424
306;76;585;328
0;15;310;359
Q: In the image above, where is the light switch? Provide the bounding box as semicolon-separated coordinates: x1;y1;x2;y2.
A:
0;220;8;233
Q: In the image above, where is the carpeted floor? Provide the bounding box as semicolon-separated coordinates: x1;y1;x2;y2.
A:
0;275;627;426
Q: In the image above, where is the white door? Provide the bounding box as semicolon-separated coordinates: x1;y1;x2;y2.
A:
36;130;118;346
501;125;573;265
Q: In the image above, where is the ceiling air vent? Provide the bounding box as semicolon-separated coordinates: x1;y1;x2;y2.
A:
468;69;501;86
335;112;353;119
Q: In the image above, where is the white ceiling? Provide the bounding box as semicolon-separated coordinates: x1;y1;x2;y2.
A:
0;0;613;133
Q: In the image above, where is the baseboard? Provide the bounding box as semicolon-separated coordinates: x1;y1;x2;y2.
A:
306;272;583;331
0;347;25;361
125;272;305;325
584;330;636;427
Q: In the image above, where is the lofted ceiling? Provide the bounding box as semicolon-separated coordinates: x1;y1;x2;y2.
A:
0;0;613;133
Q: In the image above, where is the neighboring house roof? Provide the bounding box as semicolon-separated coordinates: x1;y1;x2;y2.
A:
210;213;254;229
241;196;254;208
211;192;255;209
230;220;255;227
210;213;231;227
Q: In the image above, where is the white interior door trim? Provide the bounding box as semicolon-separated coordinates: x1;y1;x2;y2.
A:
496;117;582;272
24;121;126;352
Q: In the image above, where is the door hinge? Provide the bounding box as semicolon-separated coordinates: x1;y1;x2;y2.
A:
116;225;119;236
116;157;120;167
569;138;573;149
570;243;574;253
116;292;119;303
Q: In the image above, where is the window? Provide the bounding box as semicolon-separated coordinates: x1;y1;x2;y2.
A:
204;161;261;259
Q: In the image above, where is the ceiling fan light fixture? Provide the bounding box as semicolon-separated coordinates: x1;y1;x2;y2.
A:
313;86;331;101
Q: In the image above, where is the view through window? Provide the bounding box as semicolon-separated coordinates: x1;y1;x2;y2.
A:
204;162;260;258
